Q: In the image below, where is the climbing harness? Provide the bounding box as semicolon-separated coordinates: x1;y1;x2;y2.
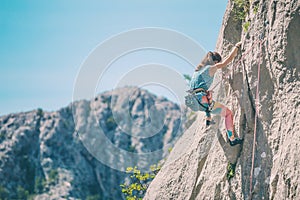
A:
249;37;264;199
185;88;214;113
185;88;215;127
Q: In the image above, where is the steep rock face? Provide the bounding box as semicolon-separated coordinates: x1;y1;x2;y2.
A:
0;87;185;200
145;0;300;199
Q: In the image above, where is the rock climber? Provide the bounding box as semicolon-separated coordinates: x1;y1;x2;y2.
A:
188;41;243;146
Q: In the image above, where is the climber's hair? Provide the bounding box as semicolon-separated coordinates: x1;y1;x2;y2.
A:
212;52;222;63
196;51;222;71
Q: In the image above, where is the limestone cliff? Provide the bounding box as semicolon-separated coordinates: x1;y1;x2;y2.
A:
144;0;300;199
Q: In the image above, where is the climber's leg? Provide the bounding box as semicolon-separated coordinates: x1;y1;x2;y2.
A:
196;93;212;125
210;102;235;141
210;102;243;146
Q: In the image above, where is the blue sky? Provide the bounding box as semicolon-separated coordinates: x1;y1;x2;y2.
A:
0;0;227;115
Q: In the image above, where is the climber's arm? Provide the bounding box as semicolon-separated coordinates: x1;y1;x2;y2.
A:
215;42;242;69
208;42;241;76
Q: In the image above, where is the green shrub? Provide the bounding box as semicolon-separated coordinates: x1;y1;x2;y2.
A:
0;186;8;200
128;145;137;153
86;194;101;200
34;176;46;194
232;0;249;21
253;4;259;14
37;108;44;117
120;165;161;200
106;116;117;130
232;0;261;33
243;21;251;32
17;186;29;200
183;74;192;83
19;155;35;193
0;131;5;140
48;169;59;185
27;194;36;200
226;162;236;181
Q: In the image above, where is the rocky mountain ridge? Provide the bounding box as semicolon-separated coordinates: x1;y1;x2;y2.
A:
0;87;186;200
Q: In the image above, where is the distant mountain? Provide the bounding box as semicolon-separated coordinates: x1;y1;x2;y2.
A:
0;87;189;200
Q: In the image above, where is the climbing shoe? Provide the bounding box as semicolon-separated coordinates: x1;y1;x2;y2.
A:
226;162;236;181
206;120;215;127
206;120;211;127
229;138;243;146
